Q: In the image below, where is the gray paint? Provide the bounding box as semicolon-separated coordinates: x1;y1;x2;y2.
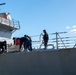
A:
0;48;76;75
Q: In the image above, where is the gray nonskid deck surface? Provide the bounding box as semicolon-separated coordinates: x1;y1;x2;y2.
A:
0;48;76;75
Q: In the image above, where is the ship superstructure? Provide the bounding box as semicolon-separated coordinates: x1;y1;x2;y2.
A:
0;12;20;44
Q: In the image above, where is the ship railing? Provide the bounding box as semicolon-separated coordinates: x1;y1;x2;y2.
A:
0;17;20;29
31;32;76;50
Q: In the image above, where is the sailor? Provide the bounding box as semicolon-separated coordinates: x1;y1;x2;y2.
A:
24;35;32;51
19;37;25;51
0;41;7;53
42;29;49;50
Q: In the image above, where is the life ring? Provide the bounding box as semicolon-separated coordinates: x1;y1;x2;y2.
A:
47;44;54;49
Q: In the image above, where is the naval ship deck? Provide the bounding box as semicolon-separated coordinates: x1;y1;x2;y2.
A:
0;48;76;75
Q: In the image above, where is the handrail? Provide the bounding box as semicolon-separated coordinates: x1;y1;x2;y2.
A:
0;17;20;29
31;32;76;49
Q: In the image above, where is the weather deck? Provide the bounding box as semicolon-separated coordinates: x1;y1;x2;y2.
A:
0;48;76;75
